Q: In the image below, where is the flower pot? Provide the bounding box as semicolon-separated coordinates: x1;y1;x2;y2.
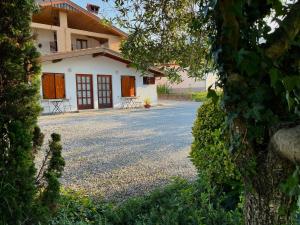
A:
144;104;151;109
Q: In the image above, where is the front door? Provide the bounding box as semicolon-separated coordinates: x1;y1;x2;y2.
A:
97;75;113;108
76;74;94;110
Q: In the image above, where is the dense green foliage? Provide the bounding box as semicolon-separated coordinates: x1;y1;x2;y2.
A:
0;0;41;223
40;133;65;211
50;179;242;225
191;101;240;186
0;1;65;224
112;0;211;82
190;101;242;210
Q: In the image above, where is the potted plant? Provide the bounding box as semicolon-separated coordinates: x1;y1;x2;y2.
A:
144;97;151;108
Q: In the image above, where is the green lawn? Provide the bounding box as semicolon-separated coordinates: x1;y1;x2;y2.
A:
191;91;223;102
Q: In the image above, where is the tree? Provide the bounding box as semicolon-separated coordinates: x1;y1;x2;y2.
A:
110;0;300;224
0;1;65;224
0;0;41;223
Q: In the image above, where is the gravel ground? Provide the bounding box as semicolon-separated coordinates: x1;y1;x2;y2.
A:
38;101;200;201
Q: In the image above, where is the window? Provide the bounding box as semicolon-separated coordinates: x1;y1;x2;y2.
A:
143;77;155;85
76;39;88;49
42;73;65;99
50;31;58;52
121;76;136;97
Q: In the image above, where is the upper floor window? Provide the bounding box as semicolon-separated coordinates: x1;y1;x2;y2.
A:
50;32;58;52
76;39;88;49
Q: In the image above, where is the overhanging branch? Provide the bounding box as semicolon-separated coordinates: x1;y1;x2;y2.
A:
265;1;300;59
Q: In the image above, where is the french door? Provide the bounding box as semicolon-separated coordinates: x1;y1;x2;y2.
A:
97;75;113;108
76;74;94;110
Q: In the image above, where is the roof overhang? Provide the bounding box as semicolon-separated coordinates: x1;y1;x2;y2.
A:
35;0;128;38
40;47;165;77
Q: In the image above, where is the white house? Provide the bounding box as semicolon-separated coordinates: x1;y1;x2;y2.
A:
32;0;163;113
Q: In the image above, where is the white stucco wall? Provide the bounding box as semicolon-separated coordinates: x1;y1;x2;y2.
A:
33;28;56;55
205;73;219;90
156;70;206;93
40;55;157;113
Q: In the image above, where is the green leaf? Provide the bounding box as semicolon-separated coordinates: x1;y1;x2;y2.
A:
282;76;300;92
236;50;260;76
267;0;283;15
269;68;281;88
286;91;295;111
236;48;247;65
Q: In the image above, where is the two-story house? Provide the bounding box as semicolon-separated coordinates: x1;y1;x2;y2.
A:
33;0;163;113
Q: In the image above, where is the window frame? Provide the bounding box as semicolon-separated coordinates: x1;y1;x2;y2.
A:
76;39;88;49
143;76;155;85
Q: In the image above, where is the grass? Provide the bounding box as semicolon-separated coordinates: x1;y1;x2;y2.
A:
157;84;171;94
49;178;242;225
191;92;209;102
158;88;222;102
192;91;223;102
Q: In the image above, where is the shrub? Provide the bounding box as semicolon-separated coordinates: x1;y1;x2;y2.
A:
157;84;171;94
111;178;242;225
190;100;242;209
49;190;110;225
40;133;65;211
0;2;65;223
50;179;242;225
0;1;41;224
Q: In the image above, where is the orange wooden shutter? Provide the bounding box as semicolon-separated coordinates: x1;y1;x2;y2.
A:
129;77;135;97
121;76;136;97
55;74;65;99
121;76;129;97
42;74;55;99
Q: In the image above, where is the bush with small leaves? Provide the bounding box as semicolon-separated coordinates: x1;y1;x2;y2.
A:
40;133;65;211
190;100;242;210
0;0;41;224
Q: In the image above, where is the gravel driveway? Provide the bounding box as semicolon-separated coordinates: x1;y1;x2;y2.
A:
38;101;200;200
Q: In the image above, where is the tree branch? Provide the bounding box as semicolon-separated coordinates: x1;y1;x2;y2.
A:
265;1;300;59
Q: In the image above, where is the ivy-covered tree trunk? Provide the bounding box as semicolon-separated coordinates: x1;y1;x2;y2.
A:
214;0;300;223
0;0;41;224
242;146;295;225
